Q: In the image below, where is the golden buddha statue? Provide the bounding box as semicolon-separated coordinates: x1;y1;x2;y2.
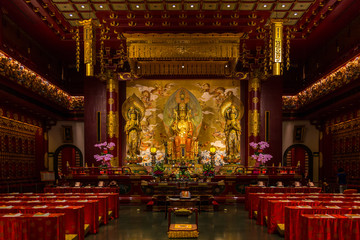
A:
220;94;244;162
171;91;195;159
125;107;142;159
224;105;241;160
122;94;145;162
164;88;202;162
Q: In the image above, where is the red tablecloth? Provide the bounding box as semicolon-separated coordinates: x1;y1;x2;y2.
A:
285;206;360;240
44;186;119;193
256;196;305;225
267;200;321;233
245;187;322;209
0;205;84;240
0;213;65;240
301;214;360;240
45;193;119;219
48;196;109;224
0;200;99;234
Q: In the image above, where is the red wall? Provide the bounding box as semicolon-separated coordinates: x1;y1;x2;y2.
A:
261;76;283;165
84;77;107;166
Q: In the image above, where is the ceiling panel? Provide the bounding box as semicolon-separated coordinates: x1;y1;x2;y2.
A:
75;4;92;11
55;4;75;11
202;3;218;10
293;2;312;11
148;3;164;10
111;3;128;10
238;3;255;11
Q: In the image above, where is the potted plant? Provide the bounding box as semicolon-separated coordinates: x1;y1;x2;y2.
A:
94;141;115;174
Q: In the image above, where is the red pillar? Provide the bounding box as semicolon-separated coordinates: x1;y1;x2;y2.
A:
106;77;120;166
248;73;261;166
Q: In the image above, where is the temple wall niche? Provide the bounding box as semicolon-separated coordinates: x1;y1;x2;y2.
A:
126;79;241;165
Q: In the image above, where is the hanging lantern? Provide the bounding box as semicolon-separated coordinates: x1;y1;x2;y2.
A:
79;19;97;76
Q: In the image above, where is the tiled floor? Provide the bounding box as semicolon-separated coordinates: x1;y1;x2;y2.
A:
85;204;283;240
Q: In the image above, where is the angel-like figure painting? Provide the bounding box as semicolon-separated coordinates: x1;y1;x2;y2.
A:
122;94;145;160
220;95;244;161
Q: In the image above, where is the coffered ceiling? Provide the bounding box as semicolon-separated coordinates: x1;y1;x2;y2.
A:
11;0;352;42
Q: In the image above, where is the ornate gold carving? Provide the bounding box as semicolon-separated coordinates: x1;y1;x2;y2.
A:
252;97;259;104
108;98;115;105
106;77;118;93
107;111;118;138
249;77;260;92
0;108;3;116
124;33;244;60
248;110;260;137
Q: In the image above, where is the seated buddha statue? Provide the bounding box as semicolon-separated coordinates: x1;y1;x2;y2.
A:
170;91;196;160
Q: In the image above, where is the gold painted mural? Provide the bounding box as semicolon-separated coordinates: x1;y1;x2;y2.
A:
126;79;241;165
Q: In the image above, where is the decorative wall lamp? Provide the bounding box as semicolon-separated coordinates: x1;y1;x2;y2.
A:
210;146;216;166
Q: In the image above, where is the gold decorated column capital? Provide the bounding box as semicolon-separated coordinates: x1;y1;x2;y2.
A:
79;19;98;76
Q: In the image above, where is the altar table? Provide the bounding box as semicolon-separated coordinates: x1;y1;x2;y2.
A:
0;205;84;240
0;213;65;240
301;214;360;240
285;206;360;240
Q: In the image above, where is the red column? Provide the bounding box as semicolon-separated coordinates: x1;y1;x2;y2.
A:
106;77;120;166
248;73;260;166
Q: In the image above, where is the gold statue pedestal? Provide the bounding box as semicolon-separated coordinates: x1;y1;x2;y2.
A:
126;156;148;175
218;157;241;175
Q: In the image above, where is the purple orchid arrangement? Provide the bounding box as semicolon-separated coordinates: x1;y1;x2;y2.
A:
94;141;115;167
249;141;273;165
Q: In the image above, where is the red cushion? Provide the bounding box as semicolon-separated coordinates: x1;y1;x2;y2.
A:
147;201;154;206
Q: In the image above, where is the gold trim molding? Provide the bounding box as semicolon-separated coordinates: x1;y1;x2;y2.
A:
124;33;244;60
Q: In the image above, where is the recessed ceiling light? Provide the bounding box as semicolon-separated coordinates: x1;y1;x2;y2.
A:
190;5;194;8
182;65;185;68
227;5;231;8
138;66;140;69
294;12;298;16
264;4;267;8
225;65;228;68
81;5;85;9
99;5;103;9
173;5;176;8
69;14;73;17
282;5;286;8
136;5;139;8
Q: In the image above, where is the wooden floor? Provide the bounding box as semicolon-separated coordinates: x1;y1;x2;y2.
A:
85;204;283;240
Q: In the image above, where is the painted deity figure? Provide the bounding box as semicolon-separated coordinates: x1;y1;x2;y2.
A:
124;107;141;159
171;91;195;159
225;105;241;159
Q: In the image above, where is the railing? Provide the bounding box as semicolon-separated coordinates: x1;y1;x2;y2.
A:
234;166;300;175
67;167;132;176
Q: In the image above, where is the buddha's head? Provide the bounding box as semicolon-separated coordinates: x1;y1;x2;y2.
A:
129;107;137;120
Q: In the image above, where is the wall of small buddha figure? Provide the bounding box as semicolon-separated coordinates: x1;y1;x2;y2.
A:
322;109;360;183
0;106;45;182
126;79;243;166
